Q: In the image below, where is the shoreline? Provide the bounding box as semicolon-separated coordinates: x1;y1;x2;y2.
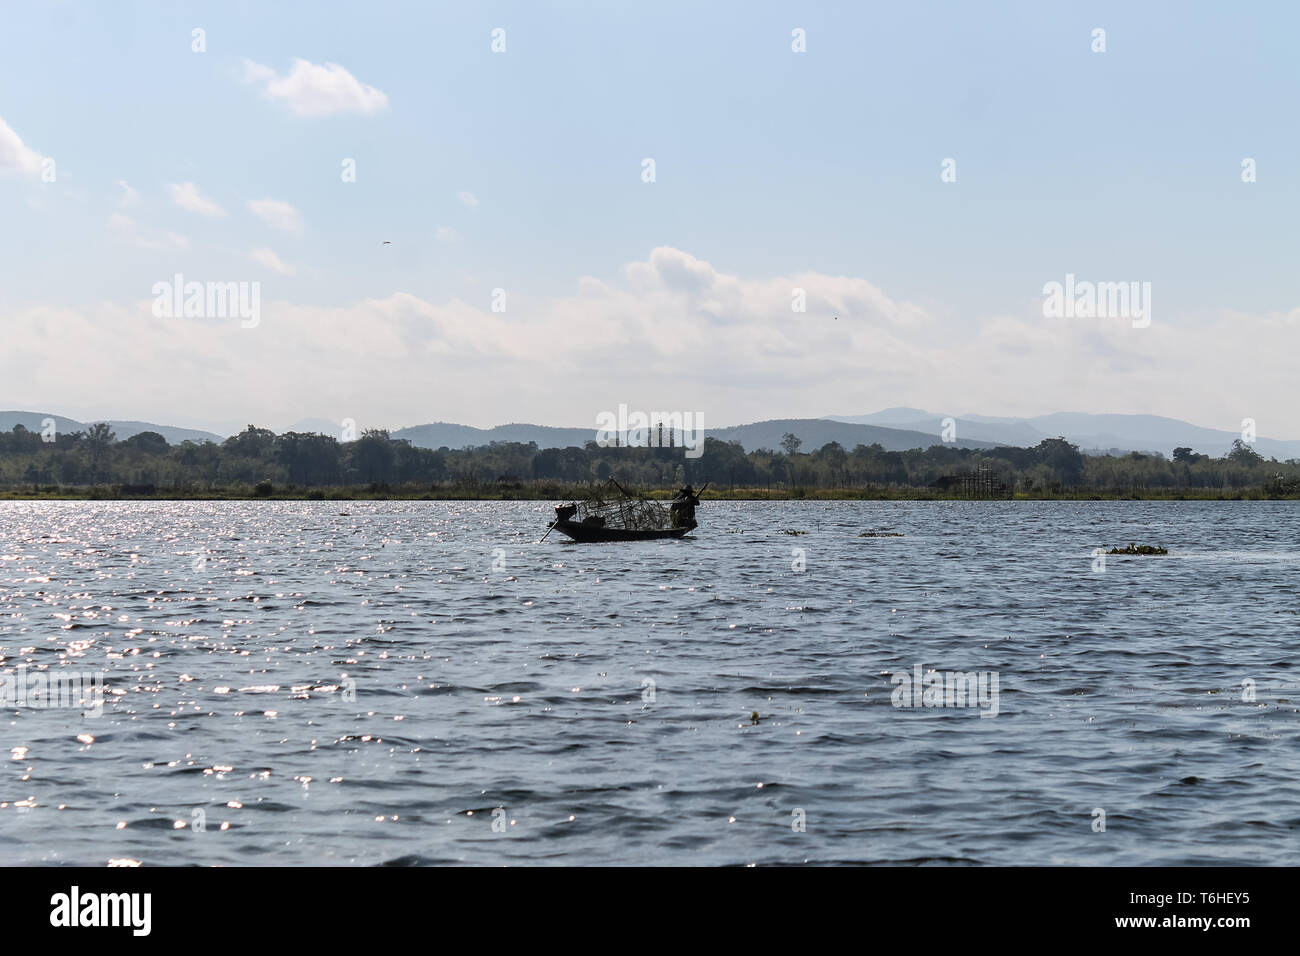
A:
1;487;1293;502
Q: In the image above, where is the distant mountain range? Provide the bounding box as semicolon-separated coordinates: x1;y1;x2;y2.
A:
388;419;997;453
706;419;996;453
390;422;598;449
826;408;1300;460
0;411;223;446
4;407;1295;460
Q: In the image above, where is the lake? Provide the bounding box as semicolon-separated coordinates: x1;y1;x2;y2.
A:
1;499;1297;865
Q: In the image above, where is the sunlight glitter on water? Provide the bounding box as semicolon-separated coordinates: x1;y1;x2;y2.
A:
0;499;1298;865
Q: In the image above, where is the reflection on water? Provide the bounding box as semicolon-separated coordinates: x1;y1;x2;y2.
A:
1;499;1297;865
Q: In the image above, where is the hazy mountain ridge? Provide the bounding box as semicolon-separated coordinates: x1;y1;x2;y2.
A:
706;419;997;453
827;409;1300;459
0;411;224;446
391;422;598;449
4;407;1294;459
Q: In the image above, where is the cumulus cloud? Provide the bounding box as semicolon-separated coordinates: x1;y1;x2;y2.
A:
249;198;304;234
0;114;46;176
116;180;139;208
0;246;1291;433
169;182;226;217
456;191;479;208
109;213;188;250
243;58;389;117
250;247;296;275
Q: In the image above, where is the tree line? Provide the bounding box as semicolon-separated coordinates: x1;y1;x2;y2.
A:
0;422;1296;497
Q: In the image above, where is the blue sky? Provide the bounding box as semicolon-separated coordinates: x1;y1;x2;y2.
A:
2;1;1298;435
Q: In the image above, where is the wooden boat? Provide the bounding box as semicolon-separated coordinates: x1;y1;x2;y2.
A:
549;518;690;543
545;479;704;543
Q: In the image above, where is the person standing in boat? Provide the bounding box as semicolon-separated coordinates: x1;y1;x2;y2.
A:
670;485;700;530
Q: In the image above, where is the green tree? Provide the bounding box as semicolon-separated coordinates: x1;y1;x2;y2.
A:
223;425;277;459
86;422;116;482
122;431;170;455
350;429;396;483
1227;439;1263;464
1032;436;1084;485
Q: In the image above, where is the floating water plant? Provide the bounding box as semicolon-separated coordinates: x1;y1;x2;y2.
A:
859;531;904;537
1108;543;1168;555
780;529;808;535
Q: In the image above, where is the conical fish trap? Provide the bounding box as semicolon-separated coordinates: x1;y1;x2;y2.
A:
574;480;673;532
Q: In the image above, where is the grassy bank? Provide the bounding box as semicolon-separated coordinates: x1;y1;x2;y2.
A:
0;483;1294;502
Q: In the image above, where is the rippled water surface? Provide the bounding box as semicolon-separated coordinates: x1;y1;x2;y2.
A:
1;500;1298;865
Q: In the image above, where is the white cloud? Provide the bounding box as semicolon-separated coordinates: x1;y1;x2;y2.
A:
243;58;389;117
243;61;276;85
0;114;46;176
2;246;1295;434
116;180;140;208
169;182;226;217
456;191;479;208
109;213;188;250
249;198;304;234
435;227;460;243
250;247;296;275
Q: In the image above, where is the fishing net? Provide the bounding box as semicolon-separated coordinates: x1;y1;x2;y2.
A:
572;479;676;531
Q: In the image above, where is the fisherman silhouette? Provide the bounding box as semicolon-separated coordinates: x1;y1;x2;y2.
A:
670;485;700;529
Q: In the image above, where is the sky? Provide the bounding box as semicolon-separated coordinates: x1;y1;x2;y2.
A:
1;0;1298;437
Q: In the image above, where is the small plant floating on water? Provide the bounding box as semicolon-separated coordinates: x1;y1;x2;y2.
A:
750;711;761;725
1108;542;1168;555
858;531;904;537
780;529;808;535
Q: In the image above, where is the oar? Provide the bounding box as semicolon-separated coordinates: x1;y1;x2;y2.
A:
540;518;557;543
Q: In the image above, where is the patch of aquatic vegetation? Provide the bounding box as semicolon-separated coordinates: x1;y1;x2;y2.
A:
780;529;808;535
859;531;904;537
1109;543;1168;555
